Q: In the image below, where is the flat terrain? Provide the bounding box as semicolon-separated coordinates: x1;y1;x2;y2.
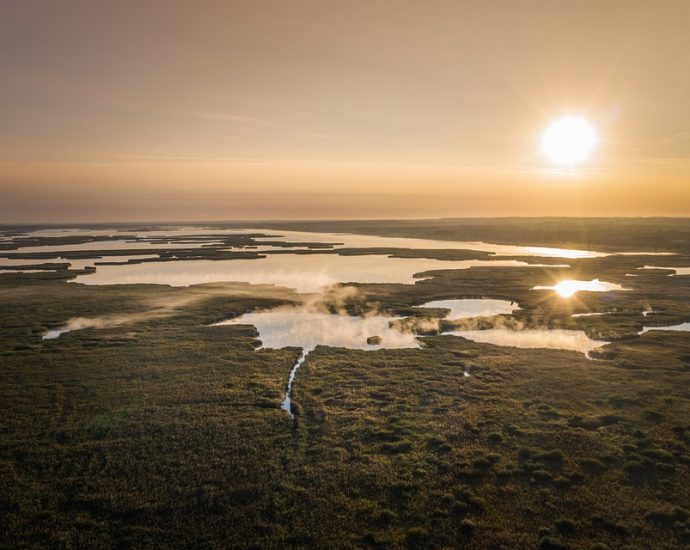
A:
1;218;689;549
241;217;690;254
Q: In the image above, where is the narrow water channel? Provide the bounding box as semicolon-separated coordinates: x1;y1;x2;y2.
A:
280;350;308;417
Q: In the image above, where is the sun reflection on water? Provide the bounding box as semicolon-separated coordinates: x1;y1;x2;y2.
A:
533;279;627;298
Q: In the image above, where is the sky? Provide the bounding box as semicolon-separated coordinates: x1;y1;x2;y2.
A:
1;0;689;222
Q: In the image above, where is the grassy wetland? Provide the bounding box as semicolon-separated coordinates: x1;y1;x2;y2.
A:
1;219;690;549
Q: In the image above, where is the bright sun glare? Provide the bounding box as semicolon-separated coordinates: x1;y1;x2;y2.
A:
553;279;609;298
554;280;581;298
542;116;598;167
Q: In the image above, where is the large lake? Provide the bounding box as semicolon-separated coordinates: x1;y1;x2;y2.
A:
5;228;675;291
72;255;547;291
7;226;686;362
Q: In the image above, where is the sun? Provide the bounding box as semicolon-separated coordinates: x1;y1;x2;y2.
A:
552;279;611;298
542;116;598;167
554;280;580;298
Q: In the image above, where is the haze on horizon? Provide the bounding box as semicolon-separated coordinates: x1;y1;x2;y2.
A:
1;1;689;223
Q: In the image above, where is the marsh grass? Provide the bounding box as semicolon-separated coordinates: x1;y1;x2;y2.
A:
1;220;689;547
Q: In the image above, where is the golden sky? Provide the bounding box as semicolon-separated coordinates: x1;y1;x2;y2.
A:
1;1;689;222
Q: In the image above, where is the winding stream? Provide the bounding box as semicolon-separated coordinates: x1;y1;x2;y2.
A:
211;308;420;417
280;352;308;416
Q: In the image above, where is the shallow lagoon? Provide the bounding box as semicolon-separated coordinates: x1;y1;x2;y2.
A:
12;240;223;254
246;229;605;259
639;265;690;276
211;304;609;416
640;322;690;334
24;227;607;258
533;279;627;297
72;254;543;292
213;308;420;414
416;299;519;320
0;255;159;271
9;228;681;294
213;308;419;351
444;328;608;355
217;304;607;357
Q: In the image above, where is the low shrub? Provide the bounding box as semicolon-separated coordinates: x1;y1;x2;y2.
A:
518;446;537;460
552;475;571;488
538;535;569;550
472;457;491;470
539;449;565;464
555;518;577;535
451;500;468;516
376;508;396;525
487;432;503;444
590;515;631;537
459;519;477;534
382;441;413;454
486;452;501;464
533;470;553;484
405;527;429;548
644;505;689;526
578;457;606;473
622;460;644;477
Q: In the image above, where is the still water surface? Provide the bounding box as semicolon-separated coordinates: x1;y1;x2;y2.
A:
444;328;608;355
73;255;545;291
415;299;519;319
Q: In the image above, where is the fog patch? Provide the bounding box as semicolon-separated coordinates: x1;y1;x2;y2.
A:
395;309;606;357
214;307;419;417
211;287;419;417
42;280;303;342
396;312;527;336
42;312;163;340
212;308;419;352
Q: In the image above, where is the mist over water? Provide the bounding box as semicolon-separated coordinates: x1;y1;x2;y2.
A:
210;283;610;417
445;328;608;355
30;227;659;362
212;302;419;416
416;299;519;320
213;308;420;351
